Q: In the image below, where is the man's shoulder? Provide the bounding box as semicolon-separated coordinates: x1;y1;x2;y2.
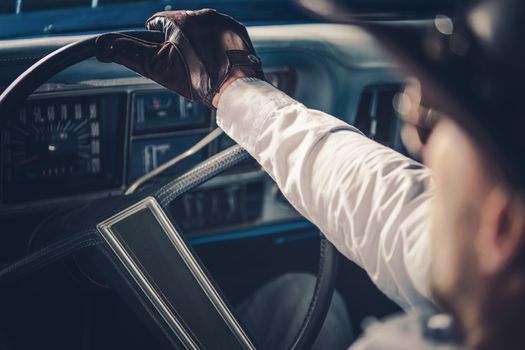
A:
350;308;464;350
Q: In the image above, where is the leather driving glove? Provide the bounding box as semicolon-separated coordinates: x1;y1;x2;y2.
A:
95;9;264;109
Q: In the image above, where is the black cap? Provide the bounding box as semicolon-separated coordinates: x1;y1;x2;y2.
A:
297;0;525;188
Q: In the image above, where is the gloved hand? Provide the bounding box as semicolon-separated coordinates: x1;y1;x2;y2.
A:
95;9;264;109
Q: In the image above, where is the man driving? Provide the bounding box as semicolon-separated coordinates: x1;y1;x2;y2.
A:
94;0;525;348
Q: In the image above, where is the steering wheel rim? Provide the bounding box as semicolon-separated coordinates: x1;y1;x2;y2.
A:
0;31;340;350
0;30;165;117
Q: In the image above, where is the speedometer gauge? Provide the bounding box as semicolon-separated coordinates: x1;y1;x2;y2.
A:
1;94;125;204
7;102;101;180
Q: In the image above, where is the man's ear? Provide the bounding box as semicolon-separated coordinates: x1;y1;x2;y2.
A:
476;186;525;275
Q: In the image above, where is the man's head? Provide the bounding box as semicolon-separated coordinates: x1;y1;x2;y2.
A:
399;73;525;347
297;0;525;346
421;114;525;348
365;0;525;344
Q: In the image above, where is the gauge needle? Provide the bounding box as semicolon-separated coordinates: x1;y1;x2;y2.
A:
15;154;38;167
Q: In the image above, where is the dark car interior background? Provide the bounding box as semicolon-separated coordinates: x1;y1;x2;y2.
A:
0;0;450;348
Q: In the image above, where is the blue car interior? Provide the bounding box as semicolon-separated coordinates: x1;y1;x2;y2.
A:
0;0;438;348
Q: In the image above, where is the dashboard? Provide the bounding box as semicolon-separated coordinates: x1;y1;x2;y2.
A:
0;23;406;237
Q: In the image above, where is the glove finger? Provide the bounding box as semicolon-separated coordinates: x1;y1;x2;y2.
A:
146;9;216;32
146;11;184;34
95;33;163;76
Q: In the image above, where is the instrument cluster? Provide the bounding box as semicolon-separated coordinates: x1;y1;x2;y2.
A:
0;68;296;214
0;85;216;213
1;93;126;204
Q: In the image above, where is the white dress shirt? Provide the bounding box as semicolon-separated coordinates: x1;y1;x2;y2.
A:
216;77;435;311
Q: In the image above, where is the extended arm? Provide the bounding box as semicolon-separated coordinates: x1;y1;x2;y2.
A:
217;78;435;310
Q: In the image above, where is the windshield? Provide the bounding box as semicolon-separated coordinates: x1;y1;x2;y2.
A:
0;0;308;39
0;0;458;39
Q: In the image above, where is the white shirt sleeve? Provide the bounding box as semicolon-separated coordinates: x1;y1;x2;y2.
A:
216;77;435;310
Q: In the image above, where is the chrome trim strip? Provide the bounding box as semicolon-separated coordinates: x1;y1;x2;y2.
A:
97;197;198;350
148;198;256;350
125;128;223;195
97;196;255;350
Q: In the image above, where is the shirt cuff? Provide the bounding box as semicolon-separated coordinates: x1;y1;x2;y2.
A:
216;77;299;155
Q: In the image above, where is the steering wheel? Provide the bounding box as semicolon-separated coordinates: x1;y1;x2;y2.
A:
0;31;340;350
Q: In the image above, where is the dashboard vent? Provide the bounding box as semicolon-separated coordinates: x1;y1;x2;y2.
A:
265;67;298;97
354;83;403;147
